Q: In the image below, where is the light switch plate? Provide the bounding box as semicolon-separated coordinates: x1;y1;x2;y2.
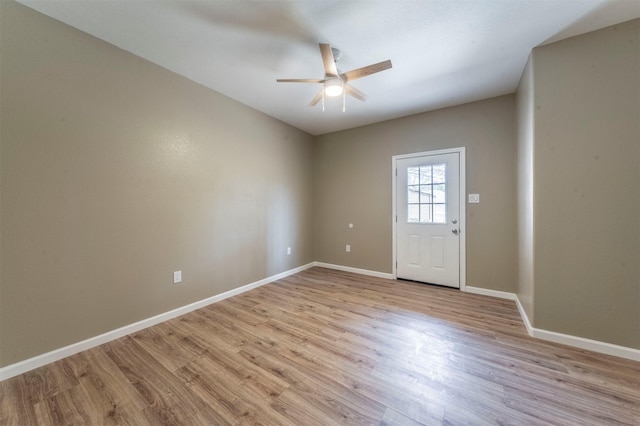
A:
468;194;480;203
173;270;182;284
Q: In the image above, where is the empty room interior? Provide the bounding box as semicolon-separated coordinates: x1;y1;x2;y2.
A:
1;0;639;424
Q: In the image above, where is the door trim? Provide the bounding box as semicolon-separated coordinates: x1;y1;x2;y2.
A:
392;147;466;291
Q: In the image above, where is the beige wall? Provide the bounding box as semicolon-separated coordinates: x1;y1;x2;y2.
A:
314;96;518;292
3;1;637;369
530;19;639;348
0;1;314;366
515;55;535;323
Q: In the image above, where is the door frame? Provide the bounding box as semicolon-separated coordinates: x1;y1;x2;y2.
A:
392;147;466;291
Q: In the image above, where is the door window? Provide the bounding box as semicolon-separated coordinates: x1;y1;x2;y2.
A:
407;164;446;223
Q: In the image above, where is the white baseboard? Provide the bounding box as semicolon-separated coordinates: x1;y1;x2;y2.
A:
2;263;637;381
514;295;534;336
465;286;639;361
312;262;394;280
0;262;315;382
529;321;640;361
464;285;518;301
513;295;639;361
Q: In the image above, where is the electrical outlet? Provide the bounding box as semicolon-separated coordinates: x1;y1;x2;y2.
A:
468;193;480;203
346;244;351;253
173;270;182;284
287;247;292;255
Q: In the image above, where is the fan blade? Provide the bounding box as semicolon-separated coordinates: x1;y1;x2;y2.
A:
309;90;323;106
276;78;324;83
341;60;392;82
344;84;367;102
319;43;338;77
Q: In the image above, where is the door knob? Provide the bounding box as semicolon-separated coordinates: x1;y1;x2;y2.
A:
452;228;459;235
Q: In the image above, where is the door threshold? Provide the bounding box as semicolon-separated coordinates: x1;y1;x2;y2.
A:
396;277;460;290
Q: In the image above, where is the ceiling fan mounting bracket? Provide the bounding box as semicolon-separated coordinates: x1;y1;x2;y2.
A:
331;47;341;62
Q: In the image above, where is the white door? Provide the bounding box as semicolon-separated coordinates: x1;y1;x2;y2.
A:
396;151;461;288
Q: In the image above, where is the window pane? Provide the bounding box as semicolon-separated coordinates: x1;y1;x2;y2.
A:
432;164;446;183
420;185;432;203
433;204;446;223
408;185;420;203
406;162;448;224
420;166;432;184
420;204;432;222
433;184;446;203
408;204;420;222
408;167;419;185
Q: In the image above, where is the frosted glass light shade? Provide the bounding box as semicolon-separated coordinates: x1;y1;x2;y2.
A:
324;79;343;97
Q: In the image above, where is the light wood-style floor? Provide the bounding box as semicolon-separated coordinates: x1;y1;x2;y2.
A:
1;267;639;425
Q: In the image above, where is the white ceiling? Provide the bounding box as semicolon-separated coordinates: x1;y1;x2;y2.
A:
17;0;640;135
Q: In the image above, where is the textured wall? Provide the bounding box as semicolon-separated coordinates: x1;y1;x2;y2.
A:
531;19;640;348
0;1;314;366
314;96;517;293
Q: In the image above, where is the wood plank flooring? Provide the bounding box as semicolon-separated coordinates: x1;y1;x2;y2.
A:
1;267;639;425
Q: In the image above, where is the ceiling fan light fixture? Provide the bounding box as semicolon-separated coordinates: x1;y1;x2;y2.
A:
276;43;392;107
324;78;343;97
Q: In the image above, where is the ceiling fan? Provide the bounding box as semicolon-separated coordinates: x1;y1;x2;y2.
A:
277;43;392;110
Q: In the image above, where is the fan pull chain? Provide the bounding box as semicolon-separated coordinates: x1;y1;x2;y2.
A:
322;89;325;112
342;80;346;112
